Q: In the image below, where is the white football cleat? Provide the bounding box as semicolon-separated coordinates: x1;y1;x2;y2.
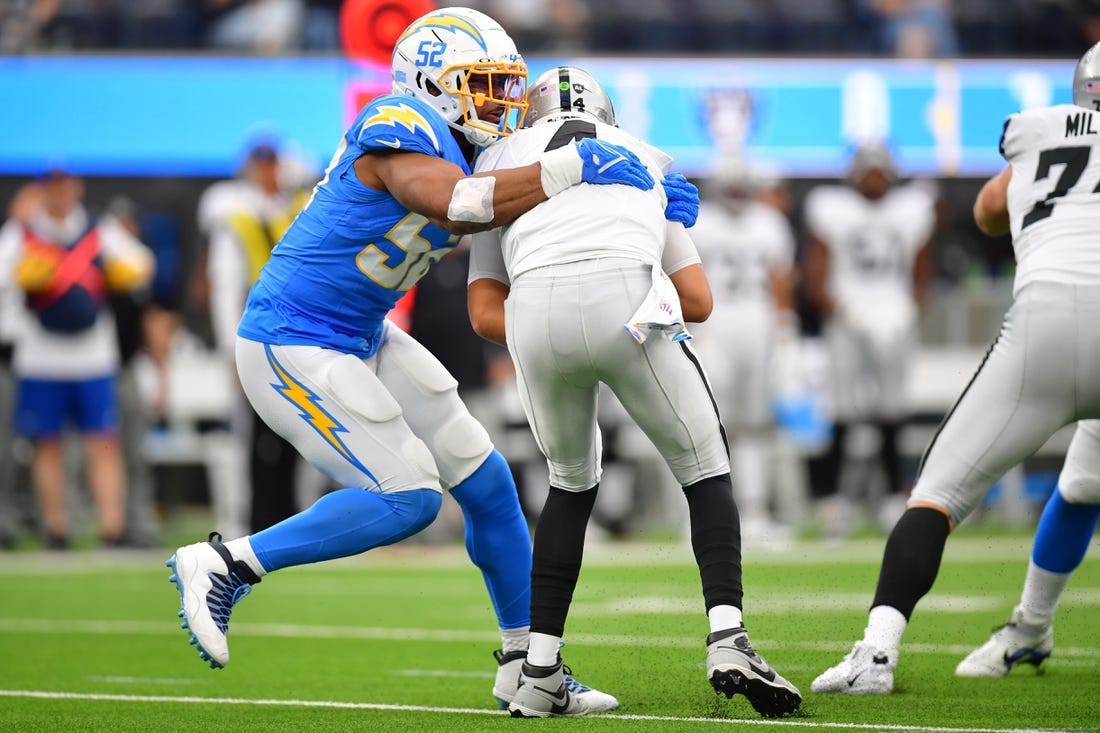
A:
811;641;895;694
955;607;1053;678
166;532;261;669
493;649;618;711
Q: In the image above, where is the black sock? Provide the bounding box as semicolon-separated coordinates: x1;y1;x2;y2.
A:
871;507;950;619
810;421;848;499
682;473;743;611
877;420;903;494
530;485;598;638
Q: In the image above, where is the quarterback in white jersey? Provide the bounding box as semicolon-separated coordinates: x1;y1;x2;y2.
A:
690;156;796;542
468;66;802;719
164;7;654;713
813;43;1100;696
802;142;936;531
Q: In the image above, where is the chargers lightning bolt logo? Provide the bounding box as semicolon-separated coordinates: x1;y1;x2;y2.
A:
395;12;487;52
264;345;377;484
363;104;440;154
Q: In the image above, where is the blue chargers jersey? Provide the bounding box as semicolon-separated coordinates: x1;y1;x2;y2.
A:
237;94;467;357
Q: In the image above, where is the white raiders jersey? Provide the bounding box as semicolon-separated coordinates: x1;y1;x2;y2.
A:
804;181;935;316
472;114;672;281
691;200;794;309
1002;104;1100;295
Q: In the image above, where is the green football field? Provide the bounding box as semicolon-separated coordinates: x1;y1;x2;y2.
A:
1;533;1098;732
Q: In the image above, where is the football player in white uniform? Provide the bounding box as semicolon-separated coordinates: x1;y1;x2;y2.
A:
468;66;802;718
803;142;936;535
955;45;1100;678
813;42;1100;695
165;6;653;711
690;156;797;544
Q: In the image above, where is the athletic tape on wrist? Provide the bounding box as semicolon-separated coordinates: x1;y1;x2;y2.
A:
539;144;583;197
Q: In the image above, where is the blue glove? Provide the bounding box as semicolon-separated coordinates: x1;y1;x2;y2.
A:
574;139;655;190
662;172;700;227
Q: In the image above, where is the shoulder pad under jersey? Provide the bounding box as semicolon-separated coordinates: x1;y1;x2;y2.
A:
355;95;447;157
999;106;1071;162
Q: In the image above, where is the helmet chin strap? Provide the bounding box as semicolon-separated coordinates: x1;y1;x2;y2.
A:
444;120;490;164
457;110;508;149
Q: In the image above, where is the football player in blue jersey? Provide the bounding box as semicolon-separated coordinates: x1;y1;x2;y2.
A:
166;6;694;713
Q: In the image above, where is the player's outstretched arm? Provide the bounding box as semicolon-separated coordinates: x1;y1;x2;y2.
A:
541;139;655;195
361;140;654;236
974;165;1012;237
361;151;543;235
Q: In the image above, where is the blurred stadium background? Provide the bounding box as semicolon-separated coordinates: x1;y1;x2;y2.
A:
0;0;1097;550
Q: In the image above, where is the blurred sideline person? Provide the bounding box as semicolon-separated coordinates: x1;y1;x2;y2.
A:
690;155;798;545
955;419;1100;677
0;168;154;548
204;0;304;53
468;66;801;719
200;139;327;535
802;141;936;536
812;41;1100;695
166;6;662;711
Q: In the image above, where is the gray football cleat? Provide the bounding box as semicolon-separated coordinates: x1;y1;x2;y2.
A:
492;648;618;711
706;626;802;717
508;658;590;718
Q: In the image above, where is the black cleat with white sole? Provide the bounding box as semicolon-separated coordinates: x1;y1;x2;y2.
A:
706;626;802;717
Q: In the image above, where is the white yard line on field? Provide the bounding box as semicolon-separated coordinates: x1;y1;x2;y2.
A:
2;617;1099;660
0;536;1093;574
87;676;200;685
0;689;1075;733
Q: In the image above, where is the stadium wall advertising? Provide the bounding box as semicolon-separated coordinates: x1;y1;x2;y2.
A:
0;55;1072;178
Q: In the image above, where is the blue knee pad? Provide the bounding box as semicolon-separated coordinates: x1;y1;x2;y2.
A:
450;450;531;629
251;487;441;572
1032;490;1100;574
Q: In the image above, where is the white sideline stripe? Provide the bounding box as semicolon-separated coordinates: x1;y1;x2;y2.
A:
1;617;1099;660
88;676;199;685
392;669;494;679
0;536;1091;574
0;690;1070;732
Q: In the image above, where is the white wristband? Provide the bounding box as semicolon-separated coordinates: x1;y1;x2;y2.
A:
539;144;583;197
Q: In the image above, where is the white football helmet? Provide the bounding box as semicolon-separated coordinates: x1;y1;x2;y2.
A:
525;66;617;127
1073;40;1100;110
391;7;528;148
707;154;760;212
846;140;897;202
846;140;897;184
